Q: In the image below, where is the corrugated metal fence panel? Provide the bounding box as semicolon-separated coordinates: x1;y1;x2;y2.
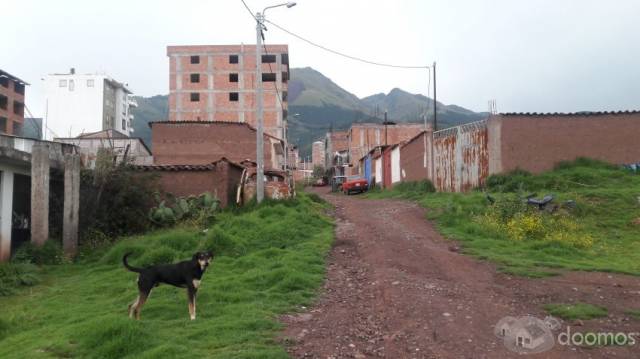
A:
364;156;372;184
432;120;488;192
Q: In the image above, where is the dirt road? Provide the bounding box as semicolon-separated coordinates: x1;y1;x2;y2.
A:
282;189;640;358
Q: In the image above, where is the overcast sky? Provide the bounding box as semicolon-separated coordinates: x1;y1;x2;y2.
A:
5;0;640;118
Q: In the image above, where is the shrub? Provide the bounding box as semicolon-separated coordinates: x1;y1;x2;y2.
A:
477;197;594;249
0;262;40;296
12;240;65;265
79;149;159;241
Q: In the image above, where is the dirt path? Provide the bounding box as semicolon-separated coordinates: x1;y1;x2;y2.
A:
282;188;640;358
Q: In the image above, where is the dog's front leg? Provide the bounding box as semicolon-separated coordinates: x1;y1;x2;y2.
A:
187;286;197;320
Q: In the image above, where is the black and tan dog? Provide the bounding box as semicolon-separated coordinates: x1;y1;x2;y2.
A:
123;251;213;320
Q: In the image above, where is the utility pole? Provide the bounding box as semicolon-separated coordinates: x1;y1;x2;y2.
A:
254;2;297;203
384;111;388;146
255;12;265;203
432;61;437;131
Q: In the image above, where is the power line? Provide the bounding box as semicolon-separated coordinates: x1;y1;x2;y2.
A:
265;20;430;69
239;0;258;22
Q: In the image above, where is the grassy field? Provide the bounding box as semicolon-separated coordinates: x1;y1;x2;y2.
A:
0;193;333;358
367;159;640;277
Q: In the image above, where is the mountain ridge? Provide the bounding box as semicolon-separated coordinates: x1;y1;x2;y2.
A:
132;67;487;155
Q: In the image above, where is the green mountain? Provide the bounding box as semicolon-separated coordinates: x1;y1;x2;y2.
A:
130;67;486;156
132;95;168;149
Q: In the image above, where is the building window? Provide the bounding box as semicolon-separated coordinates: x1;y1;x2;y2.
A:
281;53;289;65
261;54;276;63
229;92;239;102
190;93;200;102
122;119;126;130
282;91;288;101
69;79;75;91
59;79;67;87
229;73;238;82
190;73;200;83
14;83;25;95
0;117;6;133
87;79;94;87
0;95;7;110
190;55;200;64
283;109;288;119
282;71;289;83
0;77;8;88
262;73;276;82
229;54;239;64
13;101;24;116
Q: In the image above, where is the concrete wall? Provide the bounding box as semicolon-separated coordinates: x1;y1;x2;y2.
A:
167;44;289;139
55;137;151;168
432;121;488;192
311;141;324;168
151;122;282;169
490;112;640;174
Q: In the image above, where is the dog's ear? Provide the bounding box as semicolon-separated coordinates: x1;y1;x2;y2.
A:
192;253;199;261
207;251;214;258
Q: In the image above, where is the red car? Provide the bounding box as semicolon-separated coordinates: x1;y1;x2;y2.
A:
342;176;369;195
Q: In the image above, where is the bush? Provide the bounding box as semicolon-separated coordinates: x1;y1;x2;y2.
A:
0;262;40;296
12;240;65;265
80;149;159;241
477;198;594;249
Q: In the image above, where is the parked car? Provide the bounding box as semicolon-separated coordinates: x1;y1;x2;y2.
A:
342;176;368;195
238;167;293;205
331;175;347;192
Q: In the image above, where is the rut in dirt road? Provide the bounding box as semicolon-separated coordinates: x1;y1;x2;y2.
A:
282;189;640;359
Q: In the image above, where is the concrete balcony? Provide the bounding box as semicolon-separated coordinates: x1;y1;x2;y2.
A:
128;98;138;108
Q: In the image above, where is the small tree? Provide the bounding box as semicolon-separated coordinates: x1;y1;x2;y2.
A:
312;165;325;179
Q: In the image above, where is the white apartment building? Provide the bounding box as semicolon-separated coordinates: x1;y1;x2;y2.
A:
44;69;137;138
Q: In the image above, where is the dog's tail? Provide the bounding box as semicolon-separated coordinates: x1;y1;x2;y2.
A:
122;252;144;273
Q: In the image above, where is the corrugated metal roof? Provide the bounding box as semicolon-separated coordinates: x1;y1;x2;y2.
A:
499;110;640;117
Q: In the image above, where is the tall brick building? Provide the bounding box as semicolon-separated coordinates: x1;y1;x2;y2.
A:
348;123;425;164
0;69;28;136
167;45;289;139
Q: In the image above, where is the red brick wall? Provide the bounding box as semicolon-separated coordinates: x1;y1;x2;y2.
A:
151;161;243;208
399;131;432;183
151;122;279;168
0;77;25;135
349;124;424;164
492;113;640;174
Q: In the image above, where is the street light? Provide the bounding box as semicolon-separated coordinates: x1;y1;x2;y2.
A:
255;1;297;203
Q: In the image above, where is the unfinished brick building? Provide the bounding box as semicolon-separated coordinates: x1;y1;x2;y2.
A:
0;69;28;136
167;45;289;139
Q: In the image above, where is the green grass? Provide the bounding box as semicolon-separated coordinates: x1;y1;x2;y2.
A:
367;159;640;276
626;309;640;320
543;302;608;320
0;193;333;358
